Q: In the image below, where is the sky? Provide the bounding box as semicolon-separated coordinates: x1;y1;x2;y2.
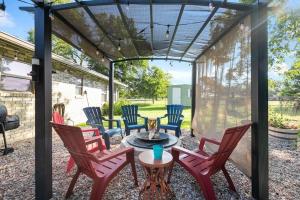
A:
0;0;299;84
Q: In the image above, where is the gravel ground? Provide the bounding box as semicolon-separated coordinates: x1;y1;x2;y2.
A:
0;131;299;200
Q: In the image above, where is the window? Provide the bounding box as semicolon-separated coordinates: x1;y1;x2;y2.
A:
75;77;83;96
101;92;107;103
0;57;32;92
187;88;191;98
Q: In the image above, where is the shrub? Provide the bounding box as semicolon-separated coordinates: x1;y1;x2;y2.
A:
269;111;288;129
102;99;130;116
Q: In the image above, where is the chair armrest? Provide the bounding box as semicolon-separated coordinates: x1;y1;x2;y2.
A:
172;146;209;161
84;135;106;151
102;117;121;128
96;147;134;163
137;114;148;119
81;127;101;136
84;136;103;145
199;137;221;151
157;114;168;120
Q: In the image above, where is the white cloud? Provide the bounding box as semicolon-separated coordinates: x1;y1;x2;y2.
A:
0;12;15;28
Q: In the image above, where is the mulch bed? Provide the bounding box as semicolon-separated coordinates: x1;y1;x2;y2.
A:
0;131;298;200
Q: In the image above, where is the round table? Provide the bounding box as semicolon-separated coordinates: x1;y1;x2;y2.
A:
138;150;174;200
120;134;181;155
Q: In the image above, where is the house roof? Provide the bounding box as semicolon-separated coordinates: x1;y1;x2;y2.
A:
0;31;127;87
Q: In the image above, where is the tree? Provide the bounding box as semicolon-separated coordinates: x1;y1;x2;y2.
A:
269;5;300;70
26;0;88;65
27;29;87;65
281;58;300;99
138;66;171;104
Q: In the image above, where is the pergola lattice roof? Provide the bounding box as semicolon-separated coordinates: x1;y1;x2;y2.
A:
49;0;257;62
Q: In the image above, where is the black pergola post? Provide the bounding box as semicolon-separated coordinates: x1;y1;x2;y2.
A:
33;4;53;200
251;3;268;200
109;61;114;129
191;61;196;137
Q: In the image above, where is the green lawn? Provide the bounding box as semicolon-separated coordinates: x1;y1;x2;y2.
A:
77;100;299;129
269;101;300;123
78;100;191;129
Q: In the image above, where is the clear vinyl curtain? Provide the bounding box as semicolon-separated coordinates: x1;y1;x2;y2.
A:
193;16;251;176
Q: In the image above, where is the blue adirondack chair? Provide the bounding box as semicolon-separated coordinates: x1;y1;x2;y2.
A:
157;104;184;137
83;107;122;150
121;105;148;136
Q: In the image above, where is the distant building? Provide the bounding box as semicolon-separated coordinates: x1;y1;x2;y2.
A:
167;84;191;107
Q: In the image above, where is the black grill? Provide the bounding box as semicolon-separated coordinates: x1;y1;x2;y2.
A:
0;104;20;155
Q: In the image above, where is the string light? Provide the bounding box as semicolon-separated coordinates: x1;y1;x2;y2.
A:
126;0;130;10
209;1;214;11
101;55;105;62
240;22;245;31
118;39;121;51
14;52;18;61
165;25;170;39
49;12;54;21
96;50;99;55
0;0;6;17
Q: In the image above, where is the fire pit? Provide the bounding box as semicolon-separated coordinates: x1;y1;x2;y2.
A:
121;131;181;153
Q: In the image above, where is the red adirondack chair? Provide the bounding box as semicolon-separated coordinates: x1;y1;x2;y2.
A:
51;122;138;200
52;111;106;173
168;123;252;200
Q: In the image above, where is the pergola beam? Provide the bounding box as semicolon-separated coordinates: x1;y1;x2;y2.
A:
115;0;140;57
166;3;185;59
112;57;192;63
195;10;252;60
52;0;255;12
150;0;154;51
251;3;268;199
109;62;114;129
74;0;125;58
180;6;218;60
53;11;110;60
33;5;52;199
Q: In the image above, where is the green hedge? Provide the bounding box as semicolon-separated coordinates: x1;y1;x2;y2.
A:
102;99;130;116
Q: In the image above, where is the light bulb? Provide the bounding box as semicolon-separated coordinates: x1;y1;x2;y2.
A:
14;54;18;61
166;25;170;39
209;2;214;11
96;50;99;55
0;1;6;17
118;39;121;51
240;23;245;31
49;12;54;21
101;57;105;62
126;1;130;10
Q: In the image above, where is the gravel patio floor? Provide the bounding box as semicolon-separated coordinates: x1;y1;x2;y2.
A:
0;130;299;200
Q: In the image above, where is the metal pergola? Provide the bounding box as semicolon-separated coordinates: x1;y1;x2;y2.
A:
22;0;268;199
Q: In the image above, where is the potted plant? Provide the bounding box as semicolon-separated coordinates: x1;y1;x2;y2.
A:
268;111;299;140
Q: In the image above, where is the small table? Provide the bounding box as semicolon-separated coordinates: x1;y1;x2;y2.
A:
138;150;174;199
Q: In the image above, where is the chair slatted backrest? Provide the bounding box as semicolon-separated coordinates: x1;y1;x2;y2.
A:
167;104;184;125
122;105;138;125
51;123;97;177
83;107;105;133
52;112;64;124
53;103;65;117
209;123;252;174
